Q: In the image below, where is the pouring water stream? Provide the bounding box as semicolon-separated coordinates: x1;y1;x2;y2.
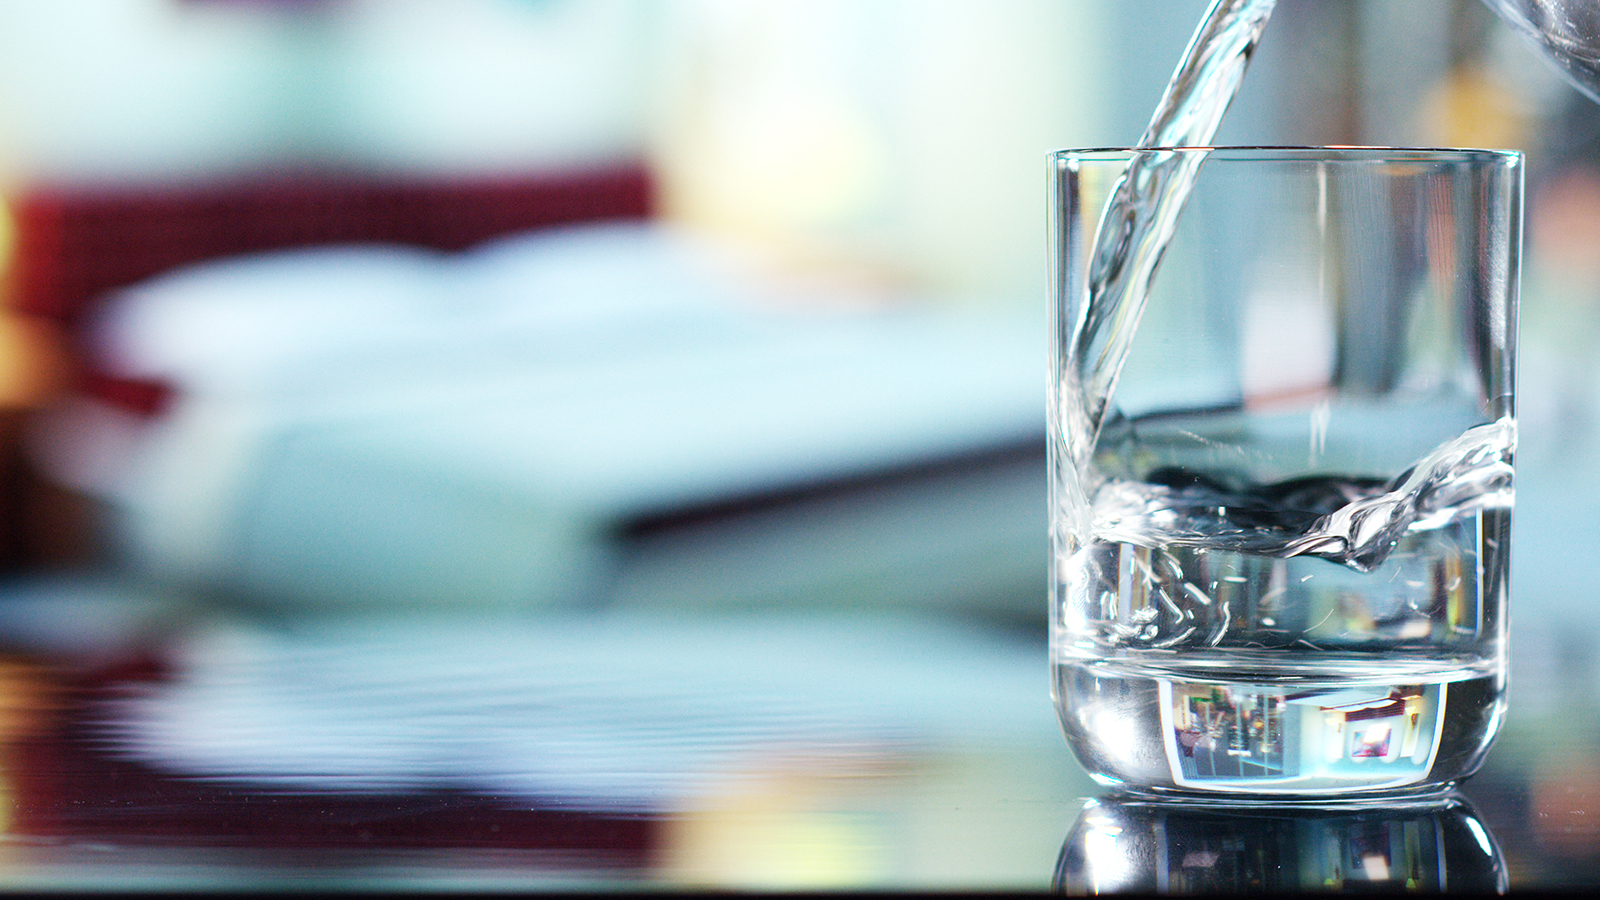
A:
1064;0;1277;471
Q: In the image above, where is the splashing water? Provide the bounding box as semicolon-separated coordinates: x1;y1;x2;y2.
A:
1091;417;1515;574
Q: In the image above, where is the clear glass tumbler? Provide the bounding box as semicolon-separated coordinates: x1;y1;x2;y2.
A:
1049;147;1522;797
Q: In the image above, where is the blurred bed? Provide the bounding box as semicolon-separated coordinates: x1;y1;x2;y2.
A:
1;164;1045;618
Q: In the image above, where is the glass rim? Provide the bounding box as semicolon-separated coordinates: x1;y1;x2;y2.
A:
1051;145;1523;164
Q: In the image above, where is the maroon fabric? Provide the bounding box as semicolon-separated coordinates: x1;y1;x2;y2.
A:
6;165;654;324
4;164;653;418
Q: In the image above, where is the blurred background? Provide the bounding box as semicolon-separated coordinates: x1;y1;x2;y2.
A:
0;0;1596;889
2;0;1586;613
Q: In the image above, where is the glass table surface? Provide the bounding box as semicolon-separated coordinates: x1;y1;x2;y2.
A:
0;579;1590;895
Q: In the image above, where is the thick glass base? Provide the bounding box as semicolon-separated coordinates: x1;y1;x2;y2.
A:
1054;655;1504;797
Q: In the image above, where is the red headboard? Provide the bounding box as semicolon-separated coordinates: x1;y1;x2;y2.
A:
0;164;653;568
5;164;654;324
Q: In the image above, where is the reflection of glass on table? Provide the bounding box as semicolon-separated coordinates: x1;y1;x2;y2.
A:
1057;792;1507;894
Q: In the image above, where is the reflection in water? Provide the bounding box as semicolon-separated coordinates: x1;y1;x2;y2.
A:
1056;792;1505;894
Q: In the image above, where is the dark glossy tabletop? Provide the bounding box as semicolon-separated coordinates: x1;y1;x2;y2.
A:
0;583;1587;894
0;598;1084;892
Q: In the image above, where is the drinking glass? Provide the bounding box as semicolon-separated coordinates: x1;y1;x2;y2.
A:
1049;147;1522;797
